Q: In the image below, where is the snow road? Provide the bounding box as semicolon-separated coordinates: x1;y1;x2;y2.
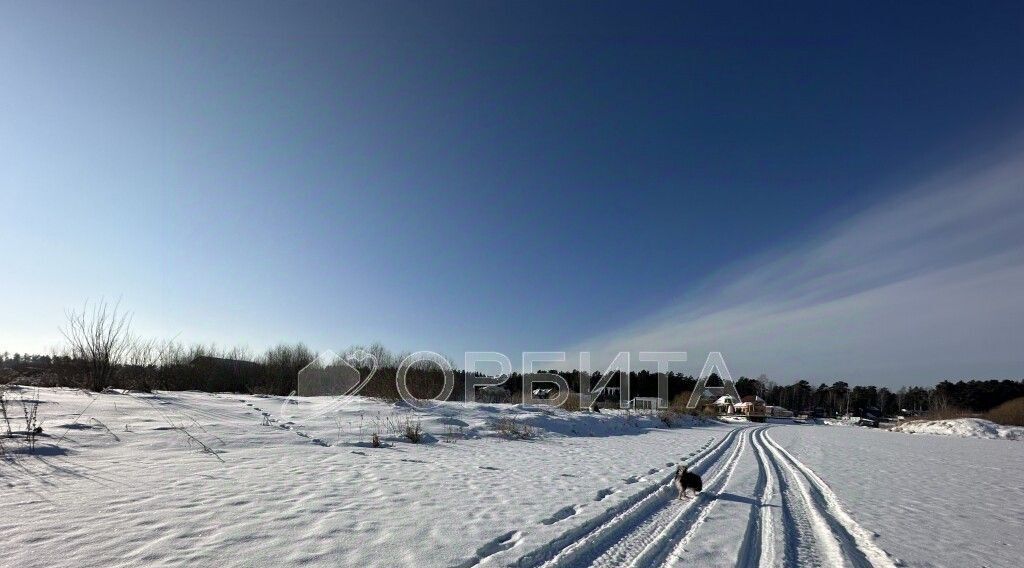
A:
503;425;899;568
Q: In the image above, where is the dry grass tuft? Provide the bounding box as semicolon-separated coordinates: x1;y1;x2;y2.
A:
919;407;974;421
403;418;423;443
491;416;537;440
560;392;582;412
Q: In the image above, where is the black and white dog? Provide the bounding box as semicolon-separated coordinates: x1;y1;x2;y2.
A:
674;465;703;499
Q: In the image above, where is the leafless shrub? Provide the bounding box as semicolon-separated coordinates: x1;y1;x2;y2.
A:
560;392;582;412
441;417;466;443
60;299;136;392
491;415;537;440
117;336;176;392
670;393;695;412
261;343;315;396
371;414;398;437
404;418;423;443
20;392;41;453
366;414;386;447
369;413;426;443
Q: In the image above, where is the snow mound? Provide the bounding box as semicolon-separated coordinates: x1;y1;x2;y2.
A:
891;418;1023;441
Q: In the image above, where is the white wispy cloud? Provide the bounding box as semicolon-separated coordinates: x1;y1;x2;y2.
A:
572;145;1024;385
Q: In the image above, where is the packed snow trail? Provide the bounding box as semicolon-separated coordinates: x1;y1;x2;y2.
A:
662;426;766;567
761;430;900;568
509;424;898;568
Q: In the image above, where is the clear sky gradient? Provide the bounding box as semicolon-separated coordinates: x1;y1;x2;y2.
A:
2;2;1023;385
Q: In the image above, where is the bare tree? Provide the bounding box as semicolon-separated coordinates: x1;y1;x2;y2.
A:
60;299;135;391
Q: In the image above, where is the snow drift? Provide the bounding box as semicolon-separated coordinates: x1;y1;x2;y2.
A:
891;417;1023;440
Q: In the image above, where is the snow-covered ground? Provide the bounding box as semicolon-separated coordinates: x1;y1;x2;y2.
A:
1;387;1021;567
770;425;1024;568
890;417;1024;440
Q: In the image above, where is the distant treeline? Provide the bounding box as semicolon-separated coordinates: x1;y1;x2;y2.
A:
2;349;1021;416
2;301;1020;415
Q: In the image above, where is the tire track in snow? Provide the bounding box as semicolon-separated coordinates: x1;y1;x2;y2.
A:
642;426;753;568
735;426;773;568
762;431;899;568
757;427;816;567
543;427;749;568
514;428;743;568
508;422;897;568
590;427;748;568
761;427;847;566
748;428;778;568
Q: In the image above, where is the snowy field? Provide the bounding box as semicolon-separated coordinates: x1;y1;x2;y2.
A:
1;387;1021;568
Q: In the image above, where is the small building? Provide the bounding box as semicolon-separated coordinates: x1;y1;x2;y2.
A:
734;395;767;422
683;386;726;413
712;395;739;414
628;397;664;412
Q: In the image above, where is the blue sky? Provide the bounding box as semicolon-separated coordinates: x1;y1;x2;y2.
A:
2;2;1023;385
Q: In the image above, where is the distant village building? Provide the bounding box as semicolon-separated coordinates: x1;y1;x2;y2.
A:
694;392;778;422
734;395;768;422
712;395;739;414
690;386;731;413
628;397;664;412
